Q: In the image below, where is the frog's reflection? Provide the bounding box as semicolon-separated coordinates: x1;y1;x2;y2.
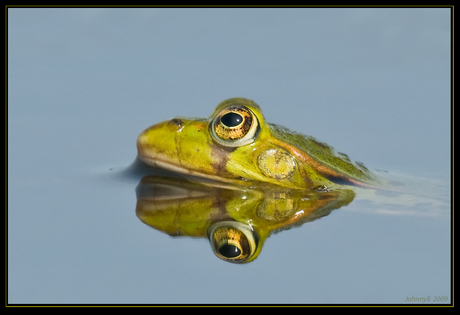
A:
136;175;355;263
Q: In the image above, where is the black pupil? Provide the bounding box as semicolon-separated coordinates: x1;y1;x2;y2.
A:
219;244;241;258
221;112;243;127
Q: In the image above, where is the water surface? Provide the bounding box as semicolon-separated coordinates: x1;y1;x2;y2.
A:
8;7;451;304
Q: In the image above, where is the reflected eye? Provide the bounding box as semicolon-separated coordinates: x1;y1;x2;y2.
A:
208;221;258;263
211;105;259;147
219;243;241;258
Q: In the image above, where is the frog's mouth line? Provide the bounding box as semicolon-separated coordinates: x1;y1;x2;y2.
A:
137;153;241;186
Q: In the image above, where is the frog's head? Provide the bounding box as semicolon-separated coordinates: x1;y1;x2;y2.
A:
137;98;306;189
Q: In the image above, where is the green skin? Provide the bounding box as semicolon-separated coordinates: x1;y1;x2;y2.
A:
136;175;355;263
137;98;383;191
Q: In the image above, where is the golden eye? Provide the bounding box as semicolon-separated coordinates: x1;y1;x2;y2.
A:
207;221;258;263
211;105;259;147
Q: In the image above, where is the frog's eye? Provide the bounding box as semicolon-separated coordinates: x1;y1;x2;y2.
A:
211;105;259;147
208;221;258;263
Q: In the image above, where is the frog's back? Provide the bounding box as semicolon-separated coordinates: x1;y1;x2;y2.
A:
269;123;380;187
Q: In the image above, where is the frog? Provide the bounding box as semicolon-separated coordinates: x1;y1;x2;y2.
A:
136;175;355;263
137;98;384;191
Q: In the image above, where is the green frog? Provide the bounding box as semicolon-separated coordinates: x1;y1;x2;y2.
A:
137;98;383;191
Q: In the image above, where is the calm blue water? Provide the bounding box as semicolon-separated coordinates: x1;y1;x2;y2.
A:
8;7;451;304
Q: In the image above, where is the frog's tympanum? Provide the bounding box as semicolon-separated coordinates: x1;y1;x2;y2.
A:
137;98;384;191
136;176;355;263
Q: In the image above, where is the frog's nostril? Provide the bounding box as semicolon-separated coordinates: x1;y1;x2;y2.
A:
168;118;183;127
